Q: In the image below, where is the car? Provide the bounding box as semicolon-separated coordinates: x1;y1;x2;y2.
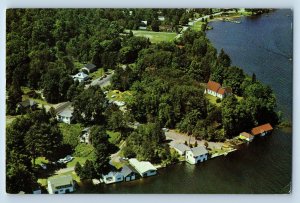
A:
64;155;74;163
162;128;169;132
40;164;47;170
57;158;65;164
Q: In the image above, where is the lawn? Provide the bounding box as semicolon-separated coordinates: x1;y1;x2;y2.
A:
191;21;206;31
205;94;221;107
130;30;177;43
107;131;121;145
74;61;85;70
67;156;89;168
73;143;95;160
34;157;49;165
107;90;134;103
89;68;104;80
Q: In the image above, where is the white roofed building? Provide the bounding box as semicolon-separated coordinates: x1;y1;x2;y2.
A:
129;158;157;177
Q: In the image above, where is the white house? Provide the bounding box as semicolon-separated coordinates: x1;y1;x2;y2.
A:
129;158;157;177
55;102;74;124
185;146;209;165
121;165;137;182
173;143;191;156
47;175;75;194
204;80;232;99
72;72;89;83
102;171;124;184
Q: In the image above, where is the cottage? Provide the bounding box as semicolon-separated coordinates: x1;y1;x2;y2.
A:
251;123;273;137
239;132;254;142
80;127;90;144
173;143;191;156
55;102;74;124
72;72;89;83
204;80;232;99
129;158;157;177
185;146;209;164
121;165;137;182
81;63;97;73
17;99;38;112
102;171;124;184
47;175;75;194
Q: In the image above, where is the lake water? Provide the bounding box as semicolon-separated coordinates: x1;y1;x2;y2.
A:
78;9;293;194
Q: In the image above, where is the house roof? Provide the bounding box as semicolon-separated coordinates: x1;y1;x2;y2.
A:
84;63;96;70
82;127;90;133
48;175;73;189
18;99;37;108
55;102;73;117
189;146;208;157
251;123;273;136
129;158;156;175
121;165;136;177
240;132;253;138
103;171;123;179
73;72;88;79
173;143;190;153
207;81;222;92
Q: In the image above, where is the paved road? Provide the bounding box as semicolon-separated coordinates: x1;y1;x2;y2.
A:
56;166;75;174
85;71;114;89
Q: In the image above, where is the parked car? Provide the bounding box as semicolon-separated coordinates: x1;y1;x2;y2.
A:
162;128;169;132
64;155;74;163
40;164;47;170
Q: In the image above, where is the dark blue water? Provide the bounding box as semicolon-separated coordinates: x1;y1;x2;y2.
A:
78;9;292;194
206;9;293;122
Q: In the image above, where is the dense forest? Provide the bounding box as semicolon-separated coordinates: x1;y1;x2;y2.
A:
6;9;278;193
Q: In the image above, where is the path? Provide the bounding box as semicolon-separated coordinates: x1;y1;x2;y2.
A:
110;141;126;165
86;71;114;89
56;166;75;174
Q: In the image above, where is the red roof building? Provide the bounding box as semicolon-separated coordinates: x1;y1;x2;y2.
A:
205;80;232;99
251;123;273;136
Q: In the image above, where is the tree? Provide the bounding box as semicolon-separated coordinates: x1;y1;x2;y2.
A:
24;122;63;164
217;48;231;67
73;86;108;124
151;19;160;32
252;73;257;83
74;162;82;176
80;160;96;179
192;37;207;57
6;81;23;115
90;126;112;177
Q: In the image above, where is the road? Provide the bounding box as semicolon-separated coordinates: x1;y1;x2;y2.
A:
85;71;114;89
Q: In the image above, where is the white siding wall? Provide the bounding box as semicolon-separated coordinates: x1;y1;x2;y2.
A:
142;170;157;177
185;151;208;165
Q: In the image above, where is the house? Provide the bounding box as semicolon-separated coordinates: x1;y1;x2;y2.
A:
129;158;157;177
81;63;97;73
185;146;209;164
55;102;74;124
173;143;191;156
102;171;124;184
239;132;254;142
80;127;90;144
204;80;232;99
17;99;38;112
72;72;89;83
251;123;273;137
158;16;165;21
121;165;137;182
47;175;75;194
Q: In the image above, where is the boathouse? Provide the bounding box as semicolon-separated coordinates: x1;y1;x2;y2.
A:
251;123;273;137
185;146;209;165
129;158;157;177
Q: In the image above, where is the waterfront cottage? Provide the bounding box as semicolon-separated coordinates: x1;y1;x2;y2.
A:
173;143;191;156
251;123;273;137
129;158;157;177
239;132;254;142
81;63;97;73
185;146;209;164
47;175;75;194
55;102;74;124
102;171;124;184
72;72;89;83
121;165;137;182
204;80;232;99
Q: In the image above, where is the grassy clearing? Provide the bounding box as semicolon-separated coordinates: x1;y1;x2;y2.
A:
74;61;85;70
107;90;134;103
89;68;104;80
34;157;49;165
205;94;221;107
107;131;121;145
236;95;243;102
73;143;94;159
67;156;89;168
191;21;206;31
131;30;177;43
